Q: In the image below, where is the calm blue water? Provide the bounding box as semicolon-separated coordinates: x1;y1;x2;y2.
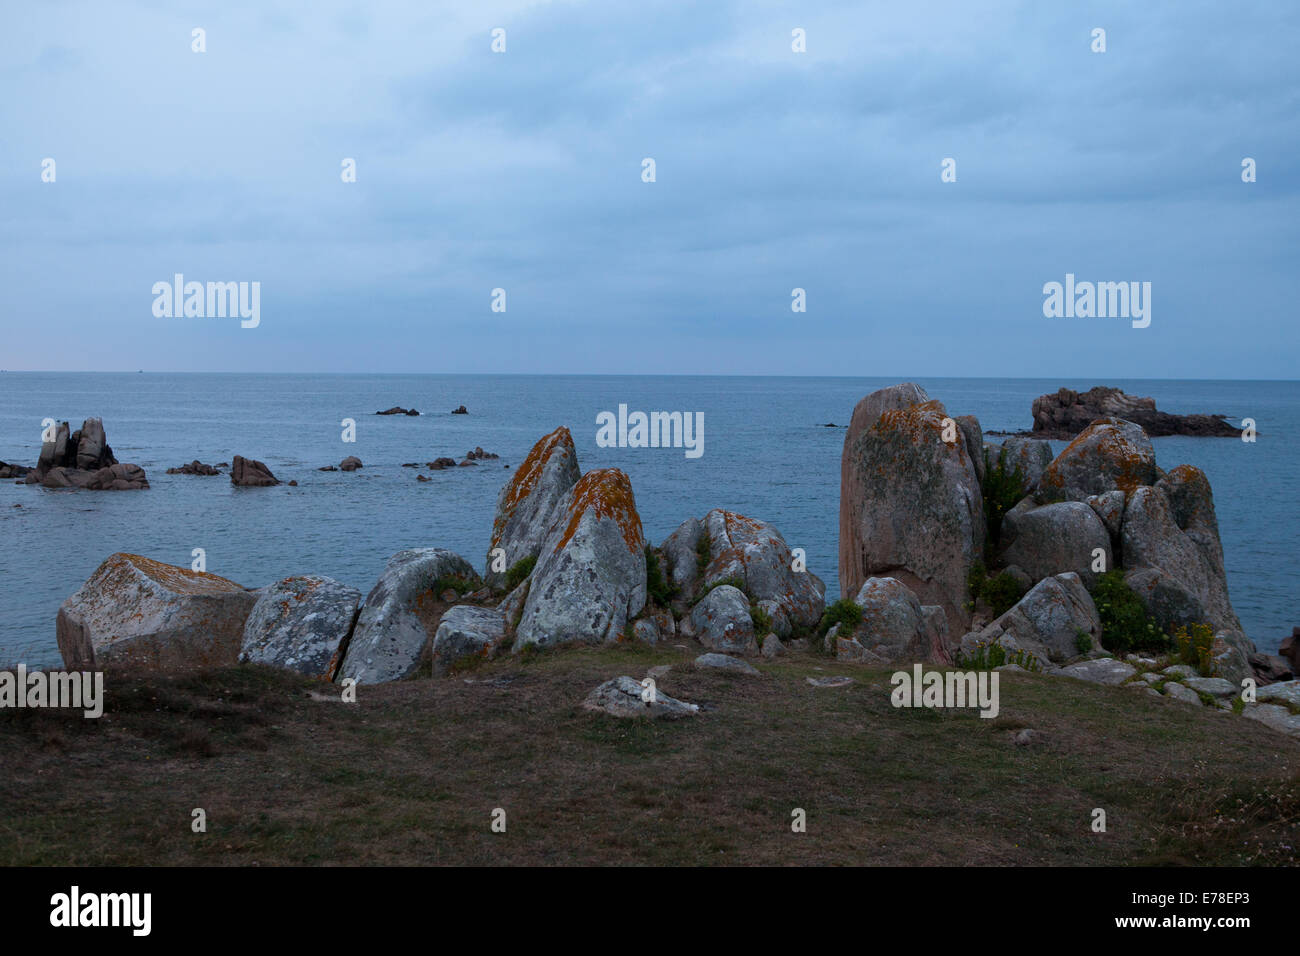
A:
0;374;1295;666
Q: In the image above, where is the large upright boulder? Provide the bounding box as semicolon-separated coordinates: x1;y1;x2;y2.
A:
839;384;984;632
1120;466;1240;633
1038;418;1157;501
960;572;1102;667
74;418;111;471
56;553;257;670
338;549;481;684
485;426;580;587
239;575;362;680
515;468;647;649
33;421;72;476
998;499;1112;587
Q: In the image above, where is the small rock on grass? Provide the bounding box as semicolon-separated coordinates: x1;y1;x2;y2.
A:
1163;682;1203;705
1242;703;1300;736
806;676;855;688
583;676;698;719
1183;676;1236;698
1257;680;1300;709
1057;657;1135;686
695;653;760;676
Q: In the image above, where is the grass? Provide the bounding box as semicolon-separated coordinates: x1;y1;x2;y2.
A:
2;645;1297;866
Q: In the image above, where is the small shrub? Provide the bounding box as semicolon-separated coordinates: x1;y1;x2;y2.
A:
750;604;773;637
981;447;1027;549
644;548;676;607
694;533;711;578
967;561;1026;618
818;598;863;638
432;575;476;597
1174;622;1216;676
1075;629;1094;655
1093;570;1169;654
504;555;536;591
984;573;1026;618
956;640;1042;673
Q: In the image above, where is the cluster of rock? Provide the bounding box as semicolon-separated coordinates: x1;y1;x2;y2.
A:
376;406;419;416
0;461;31;479
464;447;499;462
1046;653;1300;736
451;405;469;415
1026;386;1238;439
662;509;824;657
15;418;149;490
46;389;1291;739
836;384;1274;684
54;425;827;710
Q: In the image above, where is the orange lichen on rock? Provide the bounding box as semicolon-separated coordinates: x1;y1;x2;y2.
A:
709;510;768;577
113;553;248;595
1041;418;1153;497
491;426;572;544
553;468;644;555
872;400;949;447
1161;464;1215;528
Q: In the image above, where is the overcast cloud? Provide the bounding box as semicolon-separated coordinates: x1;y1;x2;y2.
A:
1;0;1296;376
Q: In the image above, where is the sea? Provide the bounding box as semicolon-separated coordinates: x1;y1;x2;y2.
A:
0;374;1295;667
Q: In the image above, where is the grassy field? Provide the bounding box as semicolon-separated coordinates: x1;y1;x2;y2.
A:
3;643;1298;866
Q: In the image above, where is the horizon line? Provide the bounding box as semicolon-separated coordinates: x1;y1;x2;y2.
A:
1;370;1297;384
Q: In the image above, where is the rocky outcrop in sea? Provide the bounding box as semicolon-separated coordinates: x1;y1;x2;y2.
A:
1025;386;1238;439
20;418;148;490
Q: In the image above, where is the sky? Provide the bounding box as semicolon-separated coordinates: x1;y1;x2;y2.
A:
1;0;1297;377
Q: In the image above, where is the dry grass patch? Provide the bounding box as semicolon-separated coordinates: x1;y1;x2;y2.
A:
1;646;1297;865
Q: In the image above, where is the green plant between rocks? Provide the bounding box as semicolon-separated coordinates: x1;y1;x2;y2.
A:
956;640;1042;673
694;533;711;579
1092;570;1169;654
644;547;676;607
431;574;477;597
817;598;863;638
981;446;1027;550
504;555;536;592
967;560;1026;618
1174;622;1217;676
